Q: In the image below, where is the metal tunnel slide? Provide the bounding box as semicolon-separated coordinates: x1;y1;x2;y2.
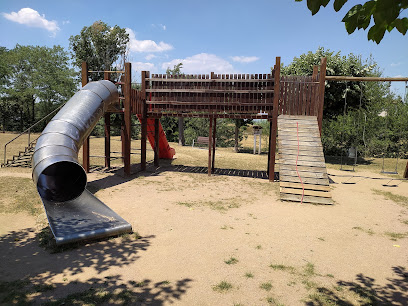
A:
32;80;132;245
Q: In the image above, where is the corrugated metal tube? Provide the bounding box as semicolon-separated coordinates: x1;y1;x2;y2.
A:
32;80;118;202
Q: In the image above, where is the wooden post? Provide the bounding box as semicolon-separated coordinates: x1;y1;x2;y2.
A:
154;118;160;166
211;117;216;172
104;72;111;168
141;71;147;171
311;65;319;116
123;62;132;175
208;116;213;176
317;57;327;134
269;57;280;181
404;161;408;179
81;62;90;173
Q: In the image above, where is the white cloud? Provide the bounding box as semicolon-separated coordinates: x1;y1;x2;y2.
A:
62;20;70;25
131;61;155;71
152;23;166;30
145;54;156;61
2;7;59;36
162;53;237;74
390;62;402;67
126;28;173;53
231;56;260;63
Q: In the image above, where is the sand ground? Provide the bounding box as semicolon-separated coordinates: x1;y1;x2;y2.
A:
0;159;407;305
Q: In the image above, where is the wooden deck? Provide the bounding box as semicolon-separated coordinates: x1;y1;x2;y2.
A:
278;115;333;205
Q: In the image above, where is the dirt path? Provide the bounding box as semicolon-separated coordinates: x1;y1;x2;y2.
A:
0;167;407;305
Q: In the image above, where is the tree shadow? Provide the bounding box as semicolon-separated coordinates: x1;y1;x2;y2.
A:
306;267;408;305
325;155;374;166
0;228;193;305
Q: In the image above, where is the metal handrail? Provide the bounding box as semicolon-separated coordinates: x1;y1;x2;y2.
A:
3;103;65;166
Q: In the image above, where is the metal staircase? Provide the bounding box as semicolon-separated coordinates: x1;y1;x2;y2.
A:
2;139;37;168
2;104;64;168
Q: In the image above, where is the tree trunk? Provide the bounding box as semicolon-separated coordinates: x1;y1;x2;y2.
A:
178;117;185;146
234;120;239;153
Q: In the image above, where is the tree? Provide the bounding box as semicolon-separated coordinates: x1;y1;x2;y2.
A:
166;63;185;146
280;47;378;118
69;21;129;80
1;45;76;132
295;0;408;43
233;119;253;152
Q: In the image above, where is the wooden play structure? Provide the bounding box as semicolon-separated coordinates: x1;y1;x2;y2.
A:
79;57;335;204
4;56;407;206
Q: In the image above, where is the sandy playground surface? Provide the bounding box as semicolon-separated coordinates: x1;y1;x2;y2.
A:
0;159;407;305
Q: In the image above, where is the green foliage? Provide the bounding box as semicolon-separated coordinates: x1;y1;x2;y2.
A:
295;0;408;43
166;63;183;75
0;45;76;132
69;21;129;80
281;47;377;118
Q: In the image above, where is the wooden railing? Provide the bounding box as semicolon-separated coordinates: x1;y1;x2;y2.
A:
278;75;320;116
141;71;275;117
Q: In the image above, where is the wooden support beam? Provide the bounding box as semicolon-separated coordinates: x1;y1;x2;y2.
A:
311;66;319;116
317;57;327;134
208;116;213;176
104;113;111;168
141;71;147;171
81;61;90;173
404;161;408;179
123;62;132;176
154;118;160;167
269;57;280;181
212;117;216;172
104;71;111;169
325;76;408;82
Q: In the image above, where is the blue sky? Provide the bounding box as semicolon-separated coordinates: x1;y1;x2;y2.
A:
0;0;407;96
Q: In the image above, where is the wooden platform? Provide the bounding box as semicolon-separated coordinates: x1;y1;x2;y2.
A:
278;115;333;205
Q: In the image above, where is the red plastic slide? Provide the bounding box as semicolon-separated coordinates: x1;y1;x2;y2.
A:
137;115;175;159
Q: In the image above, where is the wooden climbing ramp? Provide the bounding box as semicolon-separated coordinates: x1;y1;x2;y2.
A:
278;115;333;205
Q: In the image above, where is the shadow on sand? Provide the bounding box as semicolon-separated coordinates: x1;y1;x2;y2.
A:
0;228;193;305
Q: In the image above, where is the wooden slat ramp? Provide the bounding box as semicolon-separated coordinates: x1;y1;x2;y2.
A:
278;115;333;205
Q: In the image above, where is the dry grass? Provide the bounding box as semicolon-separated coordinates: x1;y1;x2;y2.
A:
0;176;42;215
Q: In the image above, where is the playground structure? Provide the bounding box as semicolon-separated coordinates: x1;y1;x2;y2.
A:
0;55;402;243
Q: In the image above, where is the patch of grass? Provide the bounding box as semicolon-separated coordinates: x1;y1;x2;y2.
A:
220;225;234;230
177;198;241;212
260;282;273;291
121;231;142;241
307;291;338;306
129;280;146;287
0;177;42;215
255;244;262;249
33;283;55;292
401;219;408;225
318;237;325;241
269;264;296;274
0;278;57;305
352;226;375;235
302;279;318;291
384;231;408;241
266;296;284;305
373;189;408;208
0;279;31;305
225;257;239;265
244;272;254;278
326;274;334;278
212;281;233;293
303;262;316;277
